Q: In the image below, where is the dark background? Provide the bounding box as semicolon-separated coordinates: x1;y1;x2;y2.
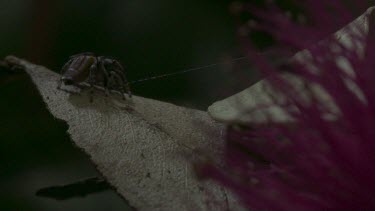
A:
0;0;368;210
1;0;251;108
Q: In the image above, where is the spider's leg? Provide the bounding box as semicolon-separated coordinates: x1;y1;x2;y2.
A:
57;79;62;90
105;59;129;99
98;57;111;96
58;59;73;89
88;60;98;103
110;71;128;100
89;62;97;103
111;60;132;98
109;72;120;97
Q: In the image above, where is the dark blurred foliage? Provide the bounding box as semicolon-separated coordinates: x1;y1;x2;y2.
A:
3;0;366;210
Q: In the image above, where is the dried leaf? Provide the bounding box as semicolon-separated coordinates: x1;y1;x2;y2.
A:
6;56;243;210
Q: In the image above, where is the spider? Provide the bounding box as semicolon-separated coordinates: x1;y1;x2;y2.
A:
58;52;132;101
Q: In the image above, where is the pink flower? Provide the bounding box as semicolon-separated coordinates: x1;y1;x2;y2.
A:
198;2;375;210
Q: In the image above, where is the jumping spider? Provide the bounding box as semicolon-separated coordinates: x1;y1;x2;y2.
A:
58;52;132;101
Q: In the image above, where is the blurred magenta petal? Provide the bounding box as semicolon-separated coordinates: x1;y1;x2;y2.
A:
199;2;375;211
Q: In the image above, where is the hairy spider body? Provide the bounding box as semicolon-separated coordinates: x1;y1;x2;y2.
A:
58;52;131;101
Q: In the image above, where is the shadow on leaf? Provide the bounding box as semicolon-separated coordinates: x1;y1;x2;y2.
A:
36;177;111;200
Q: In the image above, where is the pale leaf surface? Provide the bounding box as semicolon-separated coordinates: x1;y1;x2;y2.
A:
5;56;243;211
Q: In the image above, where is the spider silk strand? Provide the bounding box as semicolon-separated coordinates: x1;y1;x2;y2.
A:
128;56;247;84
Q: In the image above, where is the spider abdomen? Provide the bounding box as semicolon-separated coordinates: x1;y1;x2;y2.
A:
63;55;96;84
